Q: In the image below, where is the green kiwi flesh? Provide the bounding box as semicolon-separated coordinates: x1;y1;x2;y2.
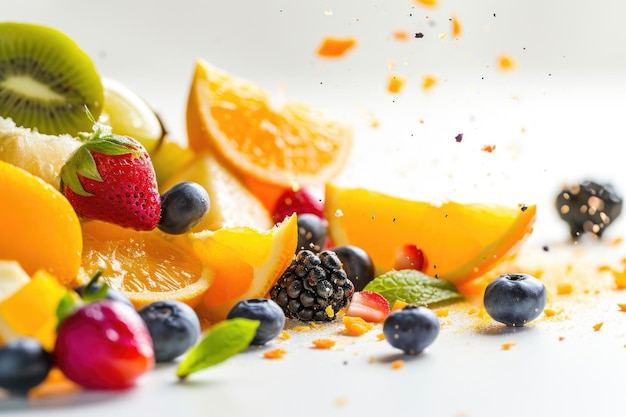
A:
0;22;103;136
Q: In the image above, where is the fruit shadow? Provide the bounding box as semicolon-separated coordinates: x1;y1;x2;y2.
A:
477;322;534;336
0;388;133;411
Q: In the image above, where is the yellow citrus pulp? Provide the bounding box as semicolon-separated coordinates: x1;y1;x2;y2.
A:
324;183;536;285
0;160;82;285
189;215;298;324
79;220;213;309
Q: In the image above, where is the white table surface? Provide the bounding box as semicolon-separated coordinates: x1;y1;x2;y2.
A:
3;1;626;416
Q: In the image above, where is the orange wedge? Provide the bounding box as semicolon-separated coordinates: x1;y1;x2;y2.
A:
190;215;298;324
0;160;82;285
79;220;213;309
186;60;352;191
324;184;536;284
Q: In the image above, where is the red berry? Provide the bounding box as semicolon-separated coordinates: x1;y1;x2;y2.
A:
344;291;390;323
54;300;155;390
272;187;324;223
393;244;427;272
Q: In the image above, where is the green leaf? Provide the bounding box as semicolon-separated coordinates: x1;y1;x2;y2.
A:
55;291;83;330
363;269;464;307
176;318;260;380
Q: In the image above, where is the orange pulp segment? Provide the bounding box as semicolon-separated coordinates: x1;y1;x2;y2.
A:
0;160;82;285
185;60;352;188
79;220;213;309
190;215;298;323
324;184;536;284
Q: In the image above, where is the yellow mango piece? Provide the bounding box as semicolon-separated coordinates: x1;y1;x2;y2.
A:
0;269;71;350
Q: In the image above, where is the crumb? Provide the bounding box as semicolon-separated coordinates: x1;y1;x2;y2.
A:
497;54;516;71
387;74;406;94
342;316;374;336
334;397;348;408
415;32;424;39
451;15;462;38
556;283;574;295
501;342;516;350
312;338;336;349
422;74;437;90
263;348;287;359
455;133;463;142
559;336;565;341
593;322;604;331
316;36;357;58
390;360;405;369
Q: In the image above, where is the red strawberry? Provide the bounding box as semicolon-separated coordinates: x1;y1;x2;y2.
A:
60;123;161;231
345;291;391;323
394;244;427;272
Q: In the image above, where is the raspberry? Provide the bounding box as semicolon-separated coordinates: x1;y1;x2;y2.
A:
270;250;354;321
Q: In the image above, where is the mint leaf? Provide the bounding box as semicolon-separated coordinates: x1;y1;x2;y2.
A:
176;318;260;380
363;269;463;307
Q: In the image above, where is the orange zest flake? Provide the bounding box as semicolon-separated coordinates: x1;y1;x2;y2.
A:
387;74;406;94
481;144;496;153
311;338;336;349
291;325;311;332
497;54;516;71
390;360;405;369
617;304;626;312
263;348;287;359
376;332;385;341
543;308;558;317
316;36;357;58
277;330;291;340
451;15;462;38
612;268;626;289
556;283;574;295
593;322;604;331
501;342;516;350
422;74;437;90
342;316;374;336
414;0;438;7
392;29;411;41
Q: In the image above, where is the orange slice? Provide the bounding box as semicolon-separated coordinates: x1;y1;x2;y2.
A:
79;220;213;309
185;60;352;189
190;215;298;324
0;160;82;285
324;184;536;284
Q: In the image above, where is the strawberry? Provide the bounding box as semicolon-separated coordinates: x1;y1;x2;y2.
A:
60;122;161;231
394;244;427;272
345;290;390;323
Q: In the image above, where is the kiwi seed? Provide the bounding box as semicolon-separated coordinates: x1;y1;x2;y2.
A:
0;22;103;136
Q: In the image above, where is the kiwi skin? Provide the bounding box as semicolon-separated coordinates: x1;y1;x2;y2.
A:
0;22;103;136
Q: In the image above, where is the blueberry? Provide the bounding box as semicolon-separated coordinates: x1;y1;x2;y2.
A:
483;273;547;326
0;338;53;396
159;181;210;234
73;283;134;308
330;245;375;292
227;298;285;345
296;213;328;253
138;300;201;362
383;305;439;355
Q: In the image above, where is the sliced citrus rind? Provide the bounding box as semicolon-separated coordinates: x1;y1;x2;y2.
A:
79;220;213;309
324;184;536;284
190;215;298;323
186;60;352;187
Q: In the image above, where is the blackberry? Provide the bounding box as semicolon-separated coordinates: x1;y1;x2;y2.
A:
270;249;354;322
555;180;622;239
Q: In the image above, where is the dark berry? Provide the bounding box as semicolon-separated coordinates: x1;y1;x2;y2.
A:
138;300;201;362
159;181;210;234
483;273;547;327
555;180;622;239
73;283;134;308
383;305;439;355
272;187;324;223
296;213;328;253
226;298;286;345
270;250;354;321
0;338;53;396
330;245;375;292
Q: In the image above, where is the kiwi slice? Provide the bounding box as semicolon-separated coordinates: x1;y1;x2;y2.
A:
0;22;103;136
